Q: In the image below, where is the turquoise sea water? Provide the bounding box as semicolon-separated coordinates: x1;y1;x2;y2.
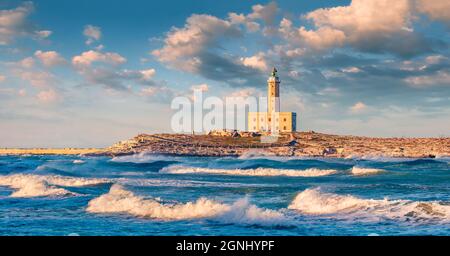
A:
0;154;449;236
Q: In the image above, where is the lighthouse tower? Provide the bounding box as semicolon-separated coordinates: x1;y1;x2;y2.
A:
267;67;280;113
247;67;297;133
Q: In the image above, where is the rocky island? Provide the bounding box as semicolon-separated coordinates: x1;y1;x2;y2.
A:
88;131;449;158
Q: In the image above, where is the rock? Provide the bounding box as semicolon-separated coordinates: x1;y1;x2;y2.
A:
323;147;337;155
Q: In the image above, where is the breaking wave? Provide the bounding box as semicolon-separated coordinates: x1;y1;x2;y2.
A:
160;166;337;177
0;174;111;198
351;166;385;176
288;188;450;222
73;160;85;164
111;152;176;163
87;184;288;226
212;197;288;226
238;149;276;160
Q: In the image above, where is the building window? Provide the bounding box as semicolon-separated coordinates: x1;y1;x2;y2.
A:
253;118;256;122
284;126;287;130
268;118;271;122
283;118;286;122
253;126;256;130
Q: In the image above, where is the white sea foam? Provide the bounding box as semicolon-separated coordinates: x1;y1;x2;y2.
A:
212;197;288;226
87;184;226;219
35;165;47;171
87;184;289;226
73;160;85;164
238;149;276;160
111;152;175;163
345;154;421;162
0;174;111;198
289;188;450;222
160;166;337;177
238;151;313;162
351;166;385;176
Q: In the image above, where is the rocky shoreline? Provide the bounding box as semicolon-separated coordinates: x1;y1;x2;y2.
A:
1;132;448;158
92;132;449;158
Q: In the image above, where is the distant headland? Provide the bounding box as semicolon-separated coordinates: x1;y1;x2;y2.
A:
2;131;448;158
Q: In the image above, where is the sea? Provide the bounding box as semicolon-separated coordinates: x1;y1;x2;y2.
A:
0;153;449;236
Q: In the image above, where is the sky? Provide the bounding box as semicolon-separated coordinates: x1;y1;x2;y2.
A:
0;0;449;148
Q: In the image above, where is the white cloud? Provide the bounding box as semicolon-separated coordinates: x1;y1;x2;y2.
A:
247;2;278;25
152;4;281;87
0;2;51;45
83;25;102;45
140;87;159;96
278;18;346;50
95;44;104;51
229;88;256;98
18;88;26;96
425;55;447;65
141;86;173;96
152;14;240;71
416;0;450;22
191;83;209;92
36;89;59;103
404;70;450;87
140;86;175;103
19;57;35;68
298;26;346;50
240;52;268;71
285;48;305;58
228;2;278;32
34;50;66;67
72;50;126;67
317;87;340;96
140;69;156;81
20;71;54;88
278;0;432;56
305;0;412;34
342;67;361;73
0;75;5;82
35;30;52;39
288;70;300;79
350;101;368;113
72;51;161;90
228;13;260;32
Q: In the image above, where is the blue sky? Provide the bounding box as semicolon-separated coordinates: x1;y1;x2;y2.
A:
0;0;449;147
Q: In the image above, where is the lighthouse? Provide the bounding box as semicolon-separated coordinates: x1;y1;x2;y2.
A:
247;68;297;133
267;67;280;113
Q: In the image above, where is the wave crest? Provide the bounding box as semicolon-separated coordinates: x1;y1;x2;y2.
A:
0;174;110;198
160;166;337;177
289;188;450;222
214;197;288;226
87;184;227;219
351;167;385;176
111;153;174;163
87;184;288;226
